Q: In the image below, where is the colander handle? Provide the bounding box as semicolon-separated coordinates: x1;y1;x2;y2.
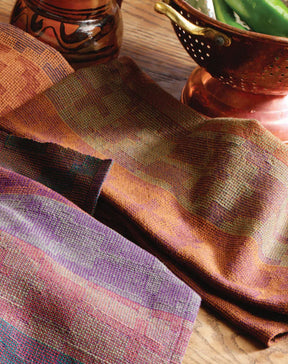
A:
154;1;231;47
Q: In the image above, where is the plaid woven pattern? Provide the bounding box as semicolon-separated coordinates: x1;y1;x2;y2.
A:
2;55;288;347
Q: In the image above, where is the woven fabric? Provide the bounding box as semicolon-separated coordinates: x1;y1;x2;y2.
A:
2;55;288;347
0;131;112;214
0;23;73;116
0;23;201;363
0;166;200;363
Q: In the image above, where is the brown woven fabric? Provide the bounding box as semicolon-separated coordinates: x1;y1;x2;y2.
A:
1;53;288;347
0;23;73;116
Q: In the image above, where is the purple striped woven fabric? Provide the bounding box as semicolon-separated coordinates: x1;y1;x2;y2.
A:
0;166;201;363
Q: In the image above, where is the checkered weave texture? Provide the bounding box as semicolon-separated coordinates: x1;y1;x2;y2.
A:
0;23;73;116
2;54;288;347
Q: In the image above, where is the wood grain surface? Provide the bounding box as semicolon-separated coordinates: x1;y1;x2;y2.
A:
1;1;288;363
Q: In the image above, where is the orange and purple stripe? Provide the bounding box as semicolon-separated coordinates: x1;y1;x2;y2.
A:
0;167;200;363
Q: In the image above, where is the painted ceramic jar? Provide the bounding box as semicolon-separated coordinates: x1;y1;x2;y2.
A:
10;0;123;63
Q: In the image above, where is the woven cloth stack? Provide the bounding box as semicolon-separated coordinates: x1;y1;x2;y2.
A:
0;21;288;363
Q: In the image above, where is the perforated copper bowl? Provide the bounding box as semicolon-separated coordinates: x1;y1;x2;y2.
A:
155;0;288;95
155;0;288;141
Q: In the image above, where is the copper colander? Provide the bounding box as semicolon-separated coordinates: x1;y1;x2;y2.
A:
155;0;288;141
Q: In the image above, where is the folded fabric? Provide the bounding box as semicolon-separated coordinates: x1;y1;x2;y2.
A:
0;23;201;363
0;166;200;363
2;54;288;348
0;130;112;215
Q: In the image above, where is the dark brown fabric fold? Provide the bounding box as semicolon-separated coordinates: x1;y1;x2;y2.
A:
0;130;112;214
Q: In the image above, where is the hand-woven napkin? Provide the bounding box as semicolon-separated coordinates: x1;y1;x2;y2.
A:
2;55;288;347
2;21;288;347
0;166;200;363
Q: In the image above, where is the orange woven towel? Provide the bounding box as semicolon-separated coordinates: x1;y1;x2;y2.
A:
1;22;288;347
1;54;288;346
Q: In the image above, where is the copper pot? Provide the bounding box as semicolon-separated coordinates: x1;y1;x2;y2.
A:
10;0;123;63
155;0;288;142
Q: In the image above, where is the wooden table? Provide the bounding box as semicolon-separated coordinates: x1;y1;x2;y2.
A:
1;1;288;363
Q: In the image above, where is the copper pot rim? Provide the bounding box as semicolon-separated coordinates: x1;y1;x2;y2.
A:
175;0;288;46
